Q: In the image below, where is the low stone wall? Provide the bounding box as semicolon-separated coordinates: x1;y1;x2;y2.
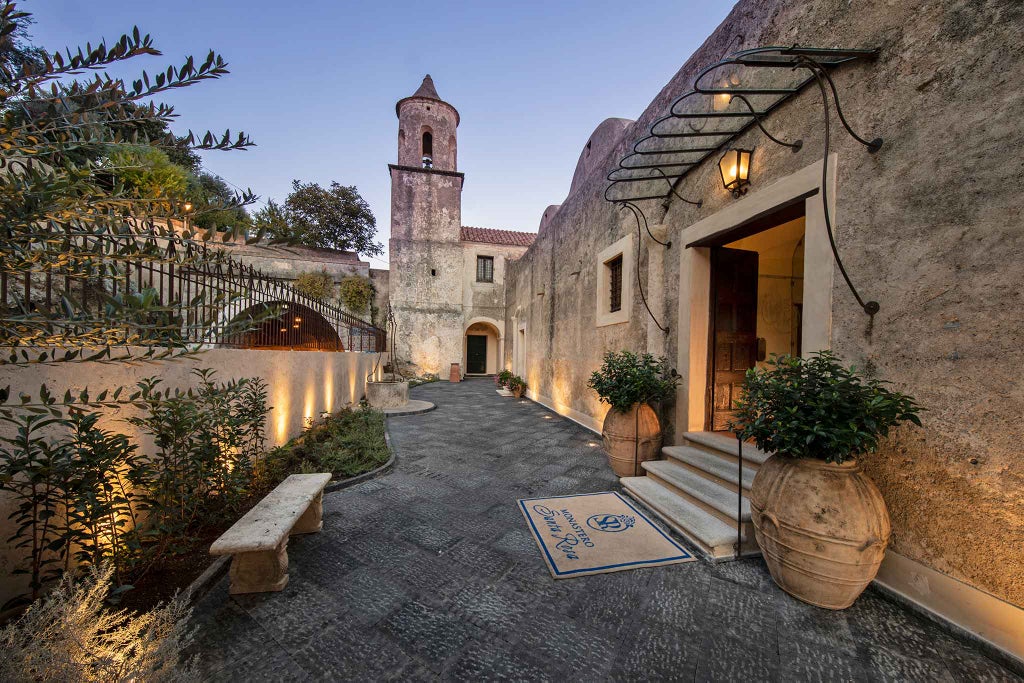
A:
0;348;381;607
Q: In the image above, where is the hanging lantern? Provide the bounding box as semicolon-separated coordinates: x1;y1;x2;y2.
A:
719;148;753;197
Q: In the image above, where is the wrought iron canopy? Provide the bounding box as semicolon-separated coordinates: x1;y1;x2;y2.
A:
604;46;879;204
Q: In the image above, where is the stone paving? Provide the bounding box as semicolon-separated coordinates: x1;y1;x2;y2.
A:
188;379;1021;681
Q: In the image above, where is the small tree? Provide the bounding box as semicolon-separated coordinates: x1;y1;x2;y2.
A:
268;180;382;256
251;199;289;238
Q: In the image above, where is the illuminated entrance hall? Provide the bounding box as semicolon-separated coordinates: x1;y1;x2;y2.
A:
186;380;1015;680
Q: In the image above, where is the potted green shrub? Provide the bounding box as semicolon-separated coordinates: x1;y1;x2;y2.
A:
507;375;527;399
495;369;514;396
587;351;678;477
732;352;921;609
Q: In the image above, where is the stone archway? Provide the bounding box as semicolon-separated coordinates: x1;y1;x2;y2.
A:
463;318;503;375
225;301;343;351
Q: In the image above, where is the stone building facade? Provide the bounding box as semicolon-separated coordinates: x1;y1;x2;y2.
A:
503;0;1023;659
388;76;534;377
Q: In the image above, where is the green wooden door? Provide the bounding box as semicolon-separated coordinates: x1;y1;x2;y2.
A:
467;335;488;374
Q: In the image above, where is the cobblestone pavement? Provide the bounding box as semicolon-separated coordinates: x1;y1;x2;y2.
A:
188;379;1021;681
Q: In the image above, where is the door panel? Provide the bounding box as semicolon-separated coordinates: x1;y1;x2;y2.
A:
708;247;759;432
467;335;488;374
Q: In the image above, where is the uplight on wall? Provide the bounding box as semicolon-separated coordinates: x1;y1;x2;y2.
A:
719;147;753;197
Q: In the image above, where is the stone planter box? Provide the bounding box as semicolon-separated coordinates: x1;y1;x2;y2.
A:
365;379;409;408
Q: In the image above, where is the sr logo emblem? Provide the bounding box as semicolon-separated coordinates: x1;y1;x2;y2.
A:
586;513;636;533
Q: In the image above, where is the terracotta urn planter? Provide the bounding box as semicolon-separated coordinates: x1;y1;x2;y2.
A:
749;455;891;609
601;403;662;477
511;385;525;399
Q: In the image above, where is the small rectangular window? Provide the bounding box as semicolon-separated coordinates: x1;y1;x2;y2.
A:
476;255;494;283
608;255;623;312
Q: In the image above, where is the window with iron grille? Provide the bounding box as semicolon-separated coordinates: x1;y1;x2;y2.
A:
476;255;494;282
608;255;623;312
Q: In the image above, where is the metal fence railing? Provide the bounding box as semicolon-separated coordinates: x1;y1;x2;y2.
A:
0;240;386;354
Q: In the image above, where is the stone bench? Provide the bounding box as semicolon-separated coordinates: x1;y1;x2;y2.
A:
210;473;332;595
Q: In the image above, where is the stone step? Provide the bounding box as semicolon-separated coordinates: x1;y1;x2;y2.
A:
642;459;751;522
621;476;751;561
684;431;772;466
663;445;758;493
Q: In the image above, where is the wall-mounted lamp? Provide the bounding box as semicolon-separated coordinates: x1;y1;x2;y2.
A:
719;147;753;198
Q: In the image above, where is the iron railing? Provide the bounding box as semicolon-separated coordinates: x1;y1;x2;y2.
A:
0;240;385;354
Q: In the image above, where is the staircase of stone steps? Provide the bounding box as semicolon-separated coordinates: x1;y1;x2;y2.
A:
621;431;770;561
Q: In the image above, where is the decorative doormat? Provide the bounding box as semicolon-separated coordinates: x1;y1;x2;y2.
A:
518;491;694;579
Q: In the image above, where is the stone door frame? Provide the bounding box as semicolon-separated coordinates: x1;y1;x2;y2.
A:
674;157;837;438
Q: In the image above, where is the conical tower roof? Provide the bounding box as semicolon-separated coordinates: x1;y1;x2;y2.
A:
411;74;440;100
396;74;459;124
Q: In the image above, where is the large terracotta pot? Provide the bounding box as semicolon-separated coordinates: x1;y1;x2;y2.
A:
601;403;662;477
749;455;891;609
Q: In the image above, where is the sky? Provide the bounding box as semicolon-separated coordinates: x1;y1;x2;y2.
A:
28;1;734;269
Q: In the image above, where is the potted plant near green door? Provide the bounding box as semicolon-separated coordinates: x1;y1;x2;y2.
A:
496;369;514;396
732;352;921;609
588;351;678;477
507;375;528;399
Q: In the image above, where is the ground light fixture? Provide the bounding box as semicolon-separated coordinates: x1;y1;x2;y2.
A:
719;147;753;197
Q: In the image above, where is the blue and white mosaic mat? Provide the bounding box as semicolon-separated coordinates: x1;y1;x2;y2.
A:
518;491;695;579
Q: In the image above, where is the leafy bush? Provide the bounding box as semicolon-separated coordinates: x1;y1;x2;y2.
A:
64;411;141;586
507;375;527;394
127;371;269;552
293;270;335;301
338;275;374;314
496;369;513;388
0;369;270;606
0;564;197;682
587;351;678;413
731;352;922;463
266;407;388;480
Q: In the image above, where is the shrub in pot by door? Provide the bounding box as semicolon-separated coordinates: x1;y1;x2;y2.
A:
732;352;921;609
508;375;527;399
496;369;514;396
588;351;678;477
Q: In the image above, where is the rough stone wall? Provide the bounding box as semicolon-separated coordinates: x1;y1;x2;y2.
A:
369;268;390;325
389;167;465;376
505;0;1024;604
217;243;369;282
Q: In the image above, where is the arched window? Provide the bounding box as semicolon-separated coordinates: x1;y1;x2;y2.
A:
422;131;433;168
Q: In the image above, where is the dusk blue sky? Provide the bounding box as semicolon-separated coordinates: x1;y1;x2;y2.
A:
29;1;733;267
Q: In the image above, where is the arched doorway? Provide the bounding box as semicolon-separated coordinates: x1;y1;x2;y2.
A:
463;320;502;375
225;301;343;351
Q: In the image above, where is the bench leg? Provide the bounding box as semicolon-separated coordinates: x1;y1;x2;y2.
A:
228;540;289;594
291;490;324;535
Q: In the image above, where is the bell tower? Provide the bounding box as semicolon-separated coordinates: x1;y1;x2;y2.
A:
388;75;466;375
395;74;459;172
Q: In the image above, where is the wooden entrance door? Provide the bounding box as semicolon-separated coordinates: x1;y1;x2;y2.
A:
467;334;488;374
708;247;759;432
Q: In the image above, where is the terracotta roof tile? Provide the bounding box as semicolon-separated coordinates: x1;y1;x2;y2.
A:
460;226;536;247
